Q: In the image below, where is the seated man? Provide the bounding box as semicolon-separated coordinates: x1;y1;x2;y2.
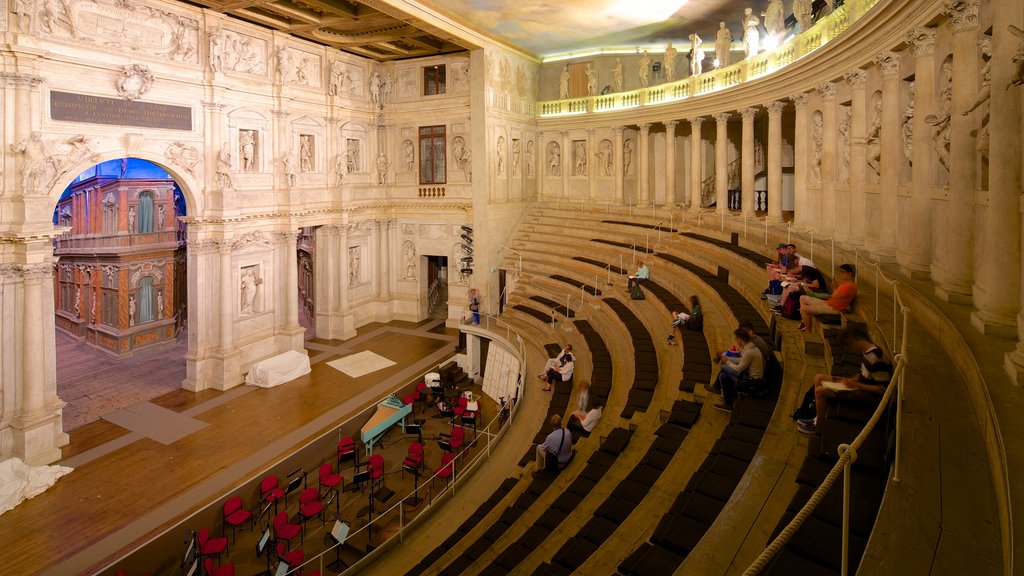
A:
544;357;574;392
705;328;764;412
764;242;791;288
797;327;892;434
533;414;574;477
567;399;604;442
538;344;573;379
797;263;857;332
627;260;650;292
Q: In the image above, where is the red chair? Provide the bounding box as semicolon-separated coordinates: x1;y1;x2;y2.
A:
299;486;326;530
432;452;456;490
402;392;418;414
222;497;251;544
453;395;467;420
198;527;228;559
337;437;358;469
367;453;385;491
260;476;285;514
401;442;424;478
273;511;302;549
318;462;343;496
416;381;428;405
275;542;304;571
204;558;235;576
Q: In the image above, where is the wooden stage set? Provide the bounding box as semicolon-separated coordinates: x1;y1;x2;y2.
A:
0;319;495;576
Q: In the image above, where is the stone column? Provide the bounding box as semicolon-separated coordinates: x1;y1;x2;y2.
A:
638;123;651;207
665;120;679;204
817;82;838;234
875;52;902;260
20;264;49;419
791;93;811;229
587;128;597;199
315;225;338;338
219;243;234;351
844;70;868;247
714;113;730;214
613;126;625;204
977;1;1022;336
689;118;705;210
7;74;44;195
934;0;979;302
286;231;300;328
903;29;937;277
740;108;757;217
765;101;786;222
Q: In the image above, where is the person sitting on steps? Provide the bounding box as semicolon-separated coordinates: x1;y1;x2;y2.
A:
667;295;703;345
797;263;857;332
533;414;574;478
627;260;650;292
705;328;764;413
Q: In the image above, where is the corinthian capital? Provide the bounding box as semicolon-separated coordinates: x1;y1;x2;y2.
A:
741;107;758;120
874;51;902;76
816;82;836;98
714;112;731;124
791;93;810;108
765;101;786;116
844;68;867;87
21;262;54;282
943;0;979;32
906;27;937;56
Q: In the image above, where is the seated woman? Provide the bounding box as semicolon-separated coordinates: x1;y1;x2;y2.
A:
667;295;703;345
537;344;573;379
567;400;604;442
776;264;828;316
797;264;857;331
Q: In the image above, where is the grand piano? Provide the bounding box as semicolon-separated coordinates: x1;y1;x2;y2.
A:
360;394;413;454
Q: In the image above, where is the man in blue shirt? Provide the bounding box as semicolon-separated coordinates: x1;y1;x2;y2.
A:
533;414;574;477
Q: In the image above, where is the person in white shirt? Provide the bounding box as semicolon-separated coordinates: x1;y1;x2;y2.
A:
544;359;574;391
567;400;603;441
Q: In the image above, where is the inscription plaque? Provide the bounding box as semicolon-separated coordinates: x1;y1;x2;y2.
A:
51;91;193;131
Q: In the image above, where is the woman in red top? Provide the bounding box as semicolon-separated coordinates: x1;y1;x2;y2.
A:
797;264;857;331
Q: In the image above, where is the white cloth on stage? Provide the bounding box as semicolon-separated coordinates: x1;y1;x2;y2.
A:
327;350;396;378
0;457;73;516
245;350;311;388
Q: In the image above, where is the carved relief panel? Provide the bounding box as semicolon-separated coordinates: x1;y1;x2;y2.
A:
209;27;268;75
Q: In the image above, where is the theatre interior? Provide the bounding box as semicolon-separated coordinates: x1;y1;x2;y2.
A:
0;0;1022;574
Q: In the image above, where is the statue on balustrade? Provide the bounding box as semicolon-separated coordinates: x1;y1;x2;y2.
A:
689;34;705;76
742;8;760;60
664;43;678;82
793;0;813;32
715;22;733;67
613;59;624;92
639;50;651;87
585;63;599;96
763;0;785;41
925;61;952;172
559;65;570;99
962;36;992;157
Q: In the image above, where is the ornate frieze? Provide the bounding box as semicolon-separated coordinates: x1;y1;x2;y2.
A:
186;238;222;254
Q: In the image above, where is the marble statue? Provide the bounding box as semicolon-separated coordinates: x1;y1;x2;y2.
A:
598;140;614;176
1010;25;1024;89
129;206;136;232
452;136;471;181
13;0;33;32
690;34;705;76
902;81;915;161
742;8;760;60
165;141;199;177
10;132;47;192
376;152;390;184
527;141;536;178
119;158;129;178
496;136;506;176
299;135;314;172
157;204;166;230
369;72;381;103
559;65;570;99
334;155;345;183
793;0;814;32
208;29;224;72
92;291;97;323
381;74;393;103
157;291;164;319
664;43;678;82
839;107;852;179
216;147;233;189
402;140;415;172
44;0;77;37
613;59;624;92
623;139;634;176
283;153;298;187
403;241;416;279
811;111;823;181
574;141;587;176
763;0;786;41
240;267;259;315
866;99;882;178
329;60;349;96
512;140;521;176
639;50;651;87
128;295;136;326
548;142;561;176
716;22;734;67
963;36;992;156
346;139;360;173
275;47;292;84
925;61;953;172
239;130;256;172
74;288;81;316
294;58;310;85
348;247;360;286
585;63;599;96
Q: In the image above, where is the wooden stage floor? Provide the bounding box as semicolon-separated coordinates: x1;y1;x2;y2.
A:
0;319;459;576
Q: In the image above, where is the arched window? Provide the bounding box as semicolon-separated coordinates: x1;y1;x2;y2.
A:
137;191;154;233
138;277;153;324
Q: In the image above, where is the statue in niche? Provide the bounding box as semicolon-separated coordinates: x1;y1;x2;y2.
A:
403;241;416;279
496;136;506;177
742;8;760;60
402;140;415;172
329;61;349;96
866;99;882;178
664;43;678;82
574;141;587;176
793;0;813;32
216;147;233;189
1009;25;1024;89
526;141;536;178
275;48;292;84
44;0;77;37
239;130;256;173
240;266;261;315
901;82;915;161
925;61;953;172
381;74;393;103
91;291;97;323
962;36;992;157
334;155;345;183
74;287;81;317
598;140;614;177
128;206;137;232
128;295;136;326
283;153;298;187
811;111;823;182
512;140;521;176
13;0;33;32
208;30;224;72
346;139;360;173
763;0;785;41
716;22;734;67
689;34;705;76
612;59;624;92
376;153;390;184
638;50;651;87
585;63;599;96
10;131;47;193
452;136;472;181
623;139;634;176
300;135;314;172
157;291;164;319
559;65;570;99
348;247;360;286
838;107;852;179
157;204;166;230
548;142;561;176
369;72;382;103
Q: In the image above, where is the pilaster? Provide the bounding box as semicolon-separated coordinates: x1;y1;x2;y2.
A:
638;123;651;207
689;118;705;210
714;113;730;214
664;121;679;205
766;101;785;223
613;127;625;204
903;29;937;278
817;82;838;234
740;108;757;217
791;93;811;230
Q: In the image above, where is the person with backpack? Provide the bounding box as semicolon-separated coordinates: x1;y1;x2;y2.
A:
533;414;574;477
795;327;893;434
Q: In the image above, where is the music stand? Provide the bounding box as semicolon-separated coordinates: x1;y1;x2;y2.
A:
327;517;351;572
180;530;196;569
273;561;290;576
184;558;198;576
253;526;273;576
348;469;370;493
404;421;423;443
